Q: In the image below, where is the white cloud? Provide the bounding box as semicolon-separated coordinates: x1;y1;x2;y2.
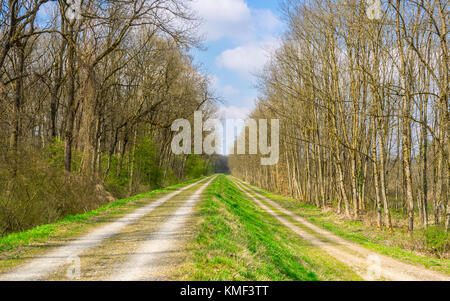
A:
216;38;280;78
253;9;283;32
191;1;284;125
218;105;251;120
191;0;282;42
191;0;253;41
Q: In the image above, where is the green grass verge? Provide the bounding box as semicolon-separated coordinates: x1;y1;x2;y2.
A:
0;176;209;254
181;175;361;281
236;178;449;274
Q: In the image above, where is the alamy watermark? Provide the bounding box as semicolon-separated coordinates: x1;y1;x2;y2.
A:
66;255;81;280
365;255;382;280
171;111;280;166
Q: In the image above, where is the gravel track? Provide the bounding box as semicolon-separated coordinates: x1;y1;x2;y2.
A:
233;178;449;281
0;177;210;281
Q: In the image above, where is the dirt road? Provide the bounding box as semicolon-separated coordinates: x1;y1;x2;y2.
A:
109;177;215;280
233;178;449;281
0;176;215;281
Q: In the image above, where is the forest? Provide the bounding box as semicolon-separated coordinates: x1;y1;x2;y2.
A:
0;0;448;283
229;0;449;241
0;0;219;235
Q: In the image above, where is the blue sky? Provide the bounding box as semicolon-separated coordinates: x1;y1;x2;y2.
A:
189;0;286;120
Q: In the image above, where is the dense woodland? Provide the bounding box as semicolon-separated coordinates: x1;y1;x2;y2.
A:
230;0;449;238
0;0;219;235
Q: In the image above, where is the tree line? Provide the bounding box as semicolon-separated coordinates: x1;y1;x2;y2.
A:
0;0;218;234
229;0;449;234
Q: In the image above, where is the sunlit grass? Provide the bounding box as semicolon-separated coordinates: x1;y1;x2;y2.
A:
180;175;361;281
239;179;449;275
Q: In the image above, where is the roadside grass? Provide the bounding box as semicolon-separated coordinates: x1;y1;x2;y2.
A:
0;176;208;261
180;175;362;281
235;178;449;275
